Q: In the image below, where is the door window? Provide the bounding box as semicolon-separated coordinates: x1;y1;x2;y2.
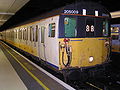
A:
41;26;45;43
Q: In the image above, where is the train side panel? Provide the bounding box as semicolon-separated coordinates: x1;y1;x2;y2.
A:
1;15;60;70
37;16;60;69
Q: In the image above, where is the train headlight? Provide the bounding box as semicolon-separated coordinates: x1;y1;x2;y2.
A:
89;56;94;62
60;43;65;48
61;44;65;48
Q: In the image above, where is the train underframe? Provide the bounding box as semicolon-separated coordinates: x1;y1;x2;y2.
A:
62;61;111;82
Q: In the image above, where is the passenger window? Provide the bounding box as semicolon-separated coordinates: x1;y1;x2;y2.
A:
26;27;28;40
11;30;14;39
14;29;17;39
103;19;109;36
33;27;35;41
20;28;23;39
48;23;55;37
24;28;27;40
41;26;45;43
20;29;22;40
10;30;11;39
30;26;32;41
64;17;77;37
36;25;39;42
16;29;17;39
19;29;22;40
23;28;25;40
18;30;19;39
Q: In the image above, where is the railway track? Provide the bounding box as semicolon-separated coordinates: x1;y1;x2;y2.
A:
30;52;120;90
69;75;120;90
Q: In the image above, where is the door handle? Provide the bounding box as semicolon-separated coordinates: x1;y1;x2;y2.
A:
43;44;46;47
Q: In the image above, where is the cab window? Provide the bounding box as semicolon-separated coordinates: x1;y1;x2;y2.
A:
85;18;94;37
64;17;77;37
103;19;109;36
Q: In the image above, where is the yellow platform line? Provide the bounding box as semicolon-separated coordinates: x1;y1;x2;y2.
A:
86;82;103;90
1;43;49;90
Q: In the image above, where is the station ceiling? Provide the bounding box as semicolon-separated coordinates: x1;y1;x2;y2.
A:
0;0;29;28
0;0;119;31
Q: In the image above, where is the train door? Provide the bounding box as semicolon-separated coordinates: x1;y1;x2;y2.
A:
18;28;22;48
38;17;59;69
38;26;46;61
30;25;38;56
29;26;33;54
29;26;35;55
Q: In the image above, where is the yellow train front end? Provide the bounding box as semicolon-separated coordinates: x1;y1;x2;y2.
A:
59;37;111;79
59;37;110;69
58;2;111;80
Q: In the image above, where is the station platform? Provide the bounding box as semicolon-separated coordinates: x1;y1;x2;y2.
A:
0;46;27;90
0;41;75;90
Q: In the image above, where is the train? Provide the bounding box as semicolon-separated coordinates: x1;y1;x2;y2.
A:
0;1;111;81
110;14;120;69
110;24;120;69
111;24;120;53
110;11;120;53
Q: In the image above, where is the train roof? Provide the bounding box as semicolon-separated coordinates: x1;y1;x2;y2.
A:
7;1;111;29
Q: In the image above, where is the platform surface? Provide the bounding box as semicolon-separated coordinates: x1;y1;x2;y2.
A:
0;48;27;90
0;41;75;90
